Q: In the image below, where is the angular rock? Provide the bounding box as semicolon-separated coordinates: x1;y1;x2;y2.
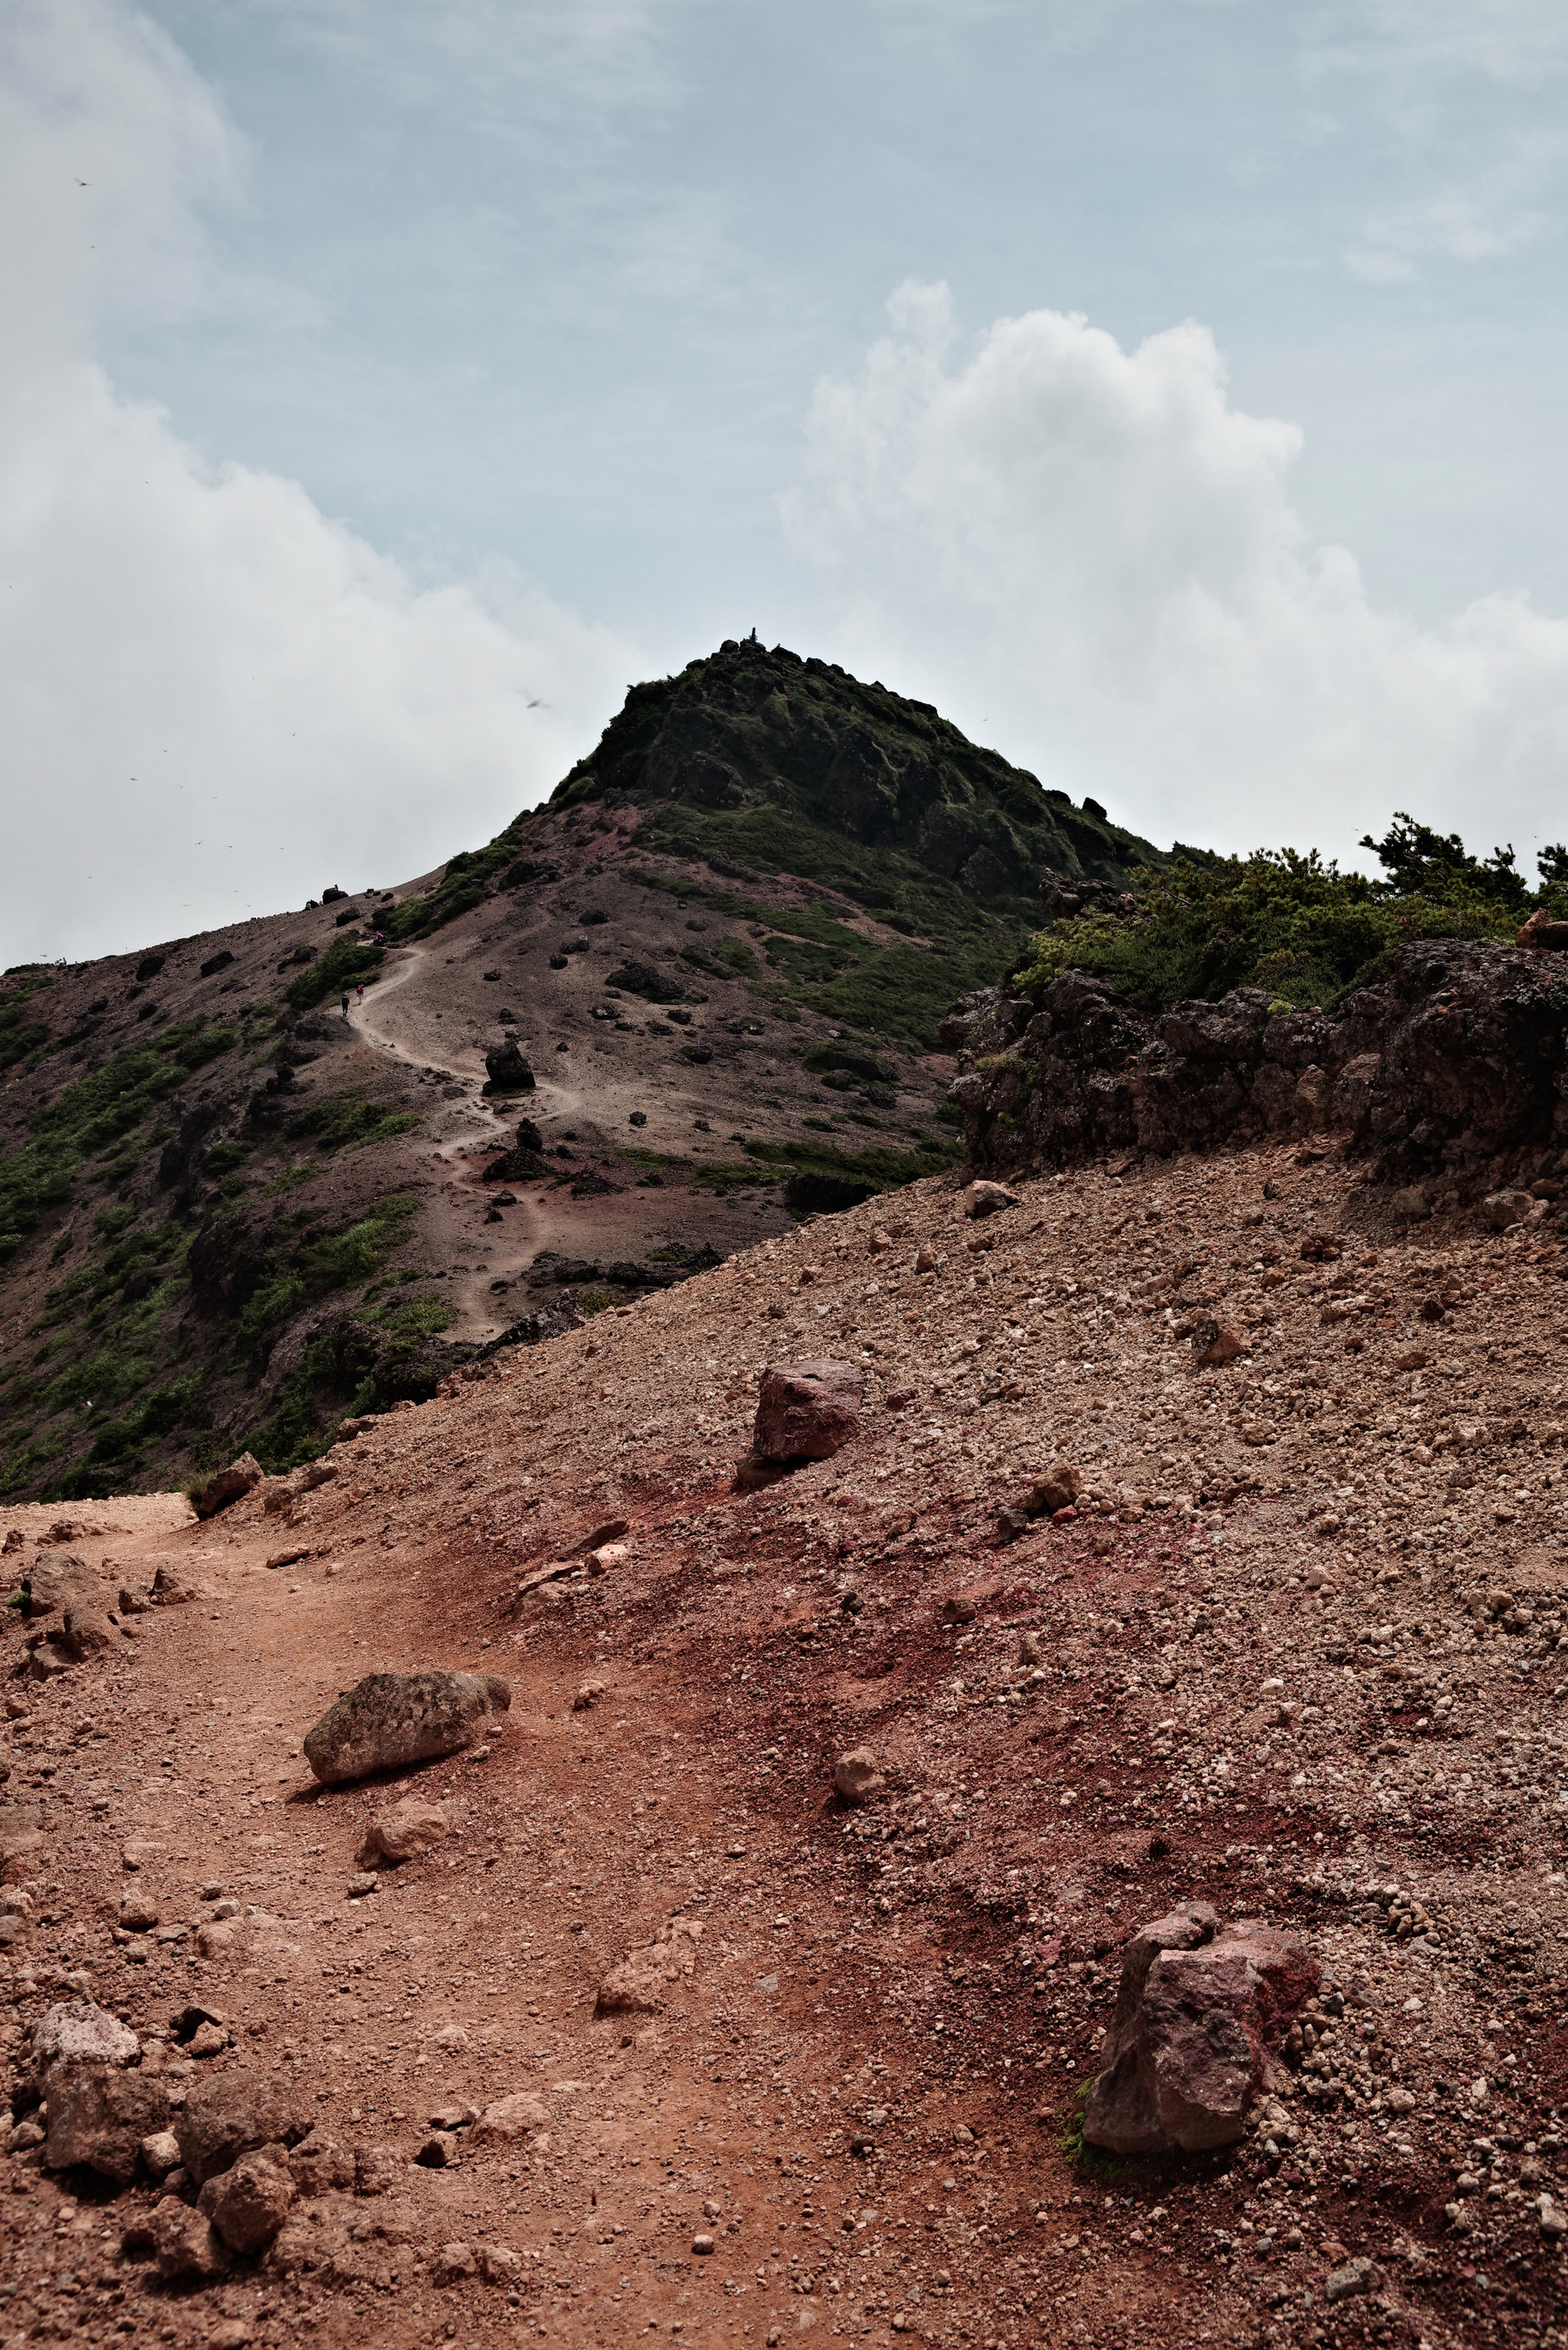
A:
595;1918;705;2015
479;2242;522;2283
416;2130;459;2168
193;1454;264;1519
1024;1459;1083;1518
959;1180;1018;1219
473;2092;551;2145
141;2129;181;2177
355;1795;454;1869
302;1669;512;1785
176;2070;308;2186
355;2141;400;2197
286;2129;356;2197
1083;1906;1318;2157
1484;1189;1533;1230
148;2193;231;2280
1325;2256;1381;2305
44;2062;172;2184
199;2144;297;2253
151;1562;199;1605
834;1748;883;1805
748;1360;863;1465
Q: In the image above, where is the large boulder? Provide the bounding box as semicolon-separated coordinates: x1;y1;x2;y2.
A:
749;1361;863;1464
45;2063;172;2185
176;2070;308;2187
483;1039;536;1094
302;1670;512;1786
193;1453;264;1519
1083;1906;1318;2156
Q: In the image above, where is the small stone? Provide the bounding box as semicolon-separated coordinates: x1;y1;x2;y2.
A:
207;2325;253;2350
479;2242;522;2282
473;2092;551;2144
435;2022;470;2050
356;1793;458;1869
347;1872;377;1899
198;2144;296;2254
1017;1631;1044;1665
149;2193;231;2279
1484;1189;1533;1231
416;2130;460;2168
429;2100;479;2131
959;1181;1018;1220
693;2232;716;2255
1540;2198;1567;2239
1325;2256;1380;2305
834;1748;884;1805
140;2129;181;2177
286;2129;356;2197
187;2021;226;2058
1024;1459;1083;1518
117;1890;163;1934
434;2240;476;2281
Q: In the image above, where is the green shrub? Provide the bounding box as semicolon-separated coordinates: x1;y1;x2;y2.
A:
1013;821;1558;1015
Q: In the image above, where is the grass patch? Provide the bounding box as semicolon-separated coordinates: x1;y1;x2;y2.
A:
1057;2080;1129;2182
0;968;56;1078
285;934;384;1011
289;1093;422;1154
0;1018;238;1266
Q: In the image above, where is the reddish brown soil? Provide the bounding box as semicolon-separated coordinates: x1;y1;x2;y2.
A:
3;1144;1567;2349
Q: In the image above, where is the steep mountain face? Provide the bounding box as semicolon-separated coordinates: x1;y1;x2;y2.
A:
0;646;1123;1506
549;634;1162;911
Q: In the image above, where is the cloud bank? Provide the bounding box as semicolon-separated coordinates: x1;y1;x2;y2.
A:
0;0;636;968
781;282;1568;865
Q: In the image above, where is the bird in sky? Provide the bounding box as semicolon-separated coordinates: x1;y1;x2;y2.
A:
75;178;89;186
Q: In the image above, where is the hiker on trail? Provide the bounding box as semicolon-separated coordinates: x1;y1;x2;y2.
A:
341;992;350;1019
356;982;365;1006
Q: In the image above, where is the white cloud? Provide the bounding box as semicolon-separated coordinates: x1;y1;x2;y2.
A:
783;282;1568;865
0;0;639;967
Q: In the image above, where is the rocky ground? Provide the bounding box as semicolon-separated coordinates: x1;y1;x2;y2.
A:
3;1140;1567;2350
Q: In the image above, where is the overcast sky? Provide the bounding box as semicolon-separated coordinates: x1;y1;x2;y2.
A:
4;0;1567;964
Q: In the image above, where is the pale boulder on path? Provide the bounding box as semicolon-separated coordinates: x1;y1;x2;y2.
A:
356;1795;458;1868
193;1453;264;1519
302;1670;512;1785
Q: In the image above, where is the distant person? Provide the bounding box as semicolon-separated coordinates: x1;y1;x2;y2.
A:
341;992;350;1019
356;982;366;1006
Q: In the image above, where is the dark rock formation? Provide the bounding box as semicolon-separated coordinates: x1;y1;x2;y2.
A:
550;639;1161;904
945;939;1568;1207
483;1038;535;1094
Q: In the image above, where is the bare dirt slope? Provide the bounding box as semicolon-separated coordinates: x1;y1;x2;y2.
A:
3;1142;1567;2350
